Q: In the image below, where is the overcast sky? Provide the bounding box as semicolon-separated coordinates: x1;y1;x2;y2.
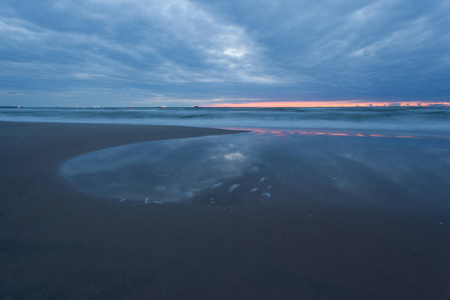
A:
0;0;449;106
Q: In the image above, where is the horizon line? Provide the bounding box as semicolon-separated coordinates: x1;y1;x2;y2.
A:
2;100;450;109
208;101;450;108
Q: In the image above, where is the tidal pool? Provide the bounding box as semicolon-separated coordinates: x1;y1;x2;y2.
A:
61;130;450;212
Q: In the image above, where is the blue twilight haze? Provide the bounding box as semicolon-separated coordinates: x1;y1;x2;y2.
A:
0;0;449;106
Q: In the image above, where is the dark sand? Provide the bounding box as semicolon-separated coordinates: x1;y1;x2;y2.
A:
1;122;449;299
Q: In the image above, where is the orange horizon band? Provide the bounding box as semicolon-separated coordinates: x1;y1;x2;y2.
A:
208;101;450;108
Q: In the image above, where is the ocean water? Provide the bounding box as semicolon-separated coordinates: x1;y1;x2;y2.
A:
1;106;450;138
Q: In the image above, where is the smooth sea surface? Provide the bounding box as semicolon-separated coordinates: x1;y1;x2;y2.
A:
1;106;450;138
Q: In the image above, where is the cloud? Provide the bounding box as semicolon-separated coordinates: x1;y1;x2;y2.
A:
0;0;449;106
0;0;278;86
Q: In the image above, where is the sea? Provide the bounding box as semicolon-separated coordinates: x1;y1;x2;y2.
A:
1;106;450;138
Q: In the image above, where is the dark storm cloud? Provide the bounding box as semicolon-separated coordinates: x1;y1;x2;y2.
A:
0;0;449;106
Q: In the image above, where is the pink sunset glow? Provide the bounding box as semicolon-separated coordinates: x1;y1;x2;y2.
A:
209;101;450;108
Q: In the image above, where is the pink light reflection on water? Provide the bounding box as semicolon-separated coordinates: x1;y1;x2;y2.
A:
222;127;448;140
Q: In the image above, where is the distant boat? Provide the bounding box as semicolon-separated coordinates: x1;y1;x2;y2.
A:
129;105;135;108
192;105;200;108
159;106;167;108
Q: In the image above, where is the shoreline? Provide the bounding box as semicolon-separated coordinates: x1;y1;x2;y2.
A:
0;120;247;216
1;121;449;299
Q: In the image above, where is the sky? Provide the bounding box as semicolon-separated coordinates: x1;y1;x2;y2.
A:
0;0;449;107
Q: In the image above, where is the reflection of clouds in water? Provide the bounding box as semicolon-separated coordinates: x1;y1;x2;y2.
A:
224;152;245;161
62;132;450;210
61;145;150;176
62;135;257;202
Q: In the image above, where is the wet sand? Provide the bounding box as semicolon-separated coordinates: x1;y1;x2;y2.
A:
1;121;449;299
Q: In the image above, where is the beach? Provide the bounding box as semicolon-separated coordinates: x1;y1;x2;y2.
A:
1;121;449;299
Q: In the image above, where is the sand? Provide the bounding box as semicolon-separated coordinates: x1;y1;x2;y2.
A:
1;121;449;299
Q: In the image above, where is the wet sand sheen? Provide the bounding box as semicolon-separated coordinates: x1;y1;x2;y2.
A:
1;121;450;299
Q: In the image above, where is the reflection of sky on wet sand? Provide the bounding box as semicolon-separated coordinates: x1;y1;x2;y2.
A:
224;127;450;140
61;130;450;212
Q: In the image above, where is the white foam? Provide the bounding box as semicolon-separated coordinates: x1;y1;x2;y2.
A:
228;184;241;192
149;200;164;204
259;176;268;183
117;197;127;204
250;187;258;192
261;193;271;198
185;191;195;198
211;182;223;188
